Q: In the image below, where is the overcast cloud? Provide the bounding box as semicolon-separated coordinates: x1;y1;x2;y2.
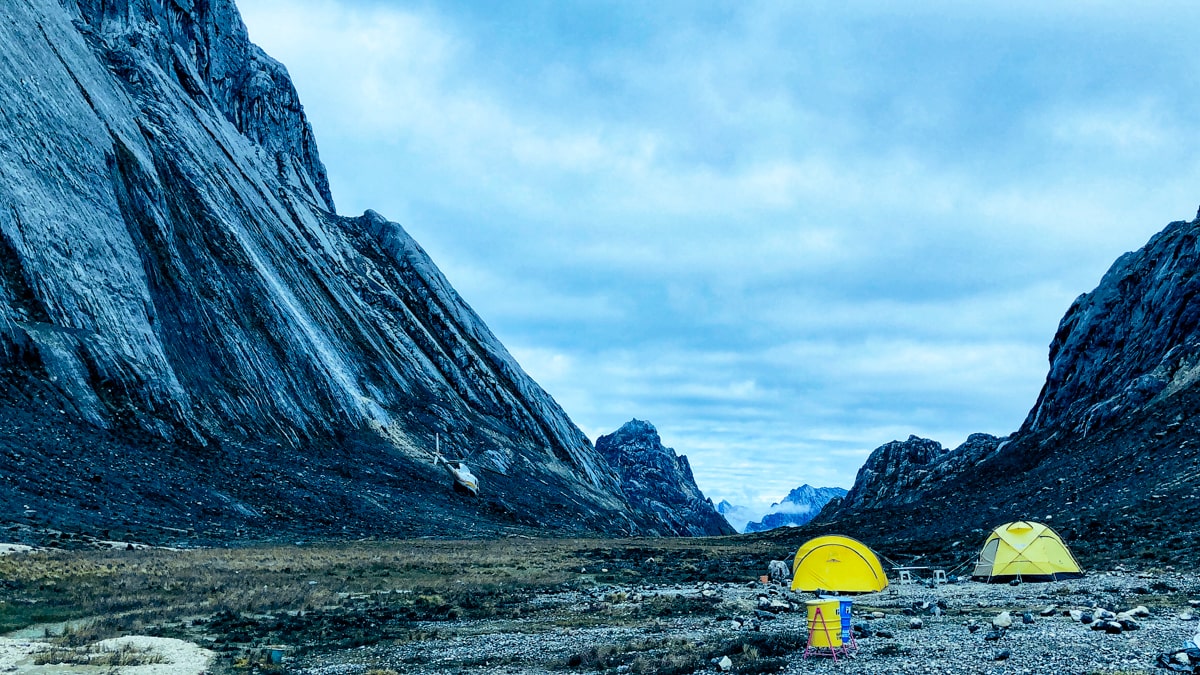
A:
238;0;1200;514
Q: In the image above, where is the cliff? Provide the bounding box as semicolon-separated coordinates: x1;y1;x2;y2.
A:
0;0;690;541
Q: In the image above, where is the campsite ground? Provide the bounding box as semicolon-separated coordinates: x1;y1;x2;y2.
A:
0;537;1196;674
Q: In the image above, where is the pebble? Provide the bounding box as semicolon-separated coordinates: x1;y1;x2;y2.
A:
286;570;1200;675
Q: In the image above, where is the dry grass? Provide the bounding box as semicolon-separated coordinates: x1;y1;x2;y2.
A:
0;536;771;635
0;536;779;674
33;642;167;666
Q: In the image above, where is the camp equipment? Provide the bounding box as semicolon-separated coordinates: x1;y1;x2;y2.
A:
804;597;855;659
972;520;1083;582
791;535;889;593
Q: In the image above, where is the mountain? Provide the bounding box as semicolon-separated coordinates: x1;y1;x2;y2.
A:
595;420;736;537
715;500;757;533
743;485;847;533
0;0;704;542
796;217;1200;567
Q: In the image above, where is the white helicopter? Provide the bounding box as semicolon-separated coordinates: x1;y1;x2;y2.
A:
432;434;479;497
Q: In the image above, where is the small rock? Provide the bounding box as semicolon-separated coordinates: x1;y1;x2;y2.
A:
1022;612;1034;625
967;622;981;633
1080;612;1094;625
992;611;1013;629
1118;618;1140;631
994;649;1011;661
1103;621;1123;635
909;618;923;629
1070;610;1083;621
1039;605;1057;617
872;611;886;619
717;655;733;671
875;629;894;639
1132;605;1150;618
1180;611;1197;621
1175;651;1191;665
984;629;1005;641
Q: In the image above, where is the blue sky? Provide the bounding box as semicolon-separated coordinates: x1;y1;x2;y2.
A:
238;0;1200;515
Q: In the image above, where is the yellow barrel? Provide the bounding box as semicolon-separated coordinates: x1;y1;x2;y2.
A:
805;599;843;647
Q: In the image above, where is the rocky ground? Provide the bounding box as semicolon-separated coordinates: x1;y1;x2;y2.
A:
3;540;1199;674
274;569;1200;675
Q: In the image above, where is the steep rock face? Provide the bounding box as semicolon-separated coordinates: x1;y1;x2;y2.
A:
72;0;334;210
743;485;846;533
0;0;684;539
1025;220;1200;436
595;420;735;537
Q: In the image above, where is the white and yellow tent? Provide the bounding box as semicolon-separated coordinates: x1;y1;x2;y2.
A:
972;520;1083;582
790;535;889;593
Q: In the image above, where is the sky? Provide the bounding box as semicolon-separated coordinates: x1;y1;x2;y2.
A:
237;0;1200;516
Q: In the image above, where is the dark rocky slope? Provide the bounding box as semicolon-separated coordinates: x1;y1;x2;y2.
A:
781;218;1200;568
0;0;706;542
595;420;735;537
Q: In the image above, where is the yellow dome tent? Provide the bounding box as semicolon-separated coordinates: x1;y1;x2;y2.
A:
790;535;889;593
971;520;1083;582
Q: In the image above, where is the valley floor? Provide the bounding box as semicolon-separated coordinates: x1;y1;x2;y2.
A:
0;538;1195;674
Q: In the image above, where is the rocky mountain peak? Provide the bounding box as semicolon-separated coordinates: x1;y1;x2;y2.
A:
596;420;735;537
70;0;334;211
742;484;847;533
1025;219;1200;436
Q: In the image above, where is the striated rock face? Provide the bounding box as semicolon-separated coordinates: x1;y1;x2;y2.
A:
1025;220;1200;436
596;420;736;537
0;0;695;540
743;485;846;533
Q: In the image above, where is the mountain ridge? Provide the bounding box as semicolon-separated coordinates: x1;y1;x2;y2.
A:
0;0;719;542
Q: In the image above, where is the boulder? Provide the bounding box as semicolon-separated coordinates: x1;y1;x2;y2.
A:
767;560;791;585
992;611;1013;629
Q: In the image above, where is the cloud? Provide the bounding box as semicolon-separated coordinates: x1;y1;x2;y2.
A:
237;0;1200;513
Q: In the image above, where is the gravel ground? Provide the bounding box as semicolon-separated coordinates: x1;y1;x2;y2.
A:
289;569;1200;675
